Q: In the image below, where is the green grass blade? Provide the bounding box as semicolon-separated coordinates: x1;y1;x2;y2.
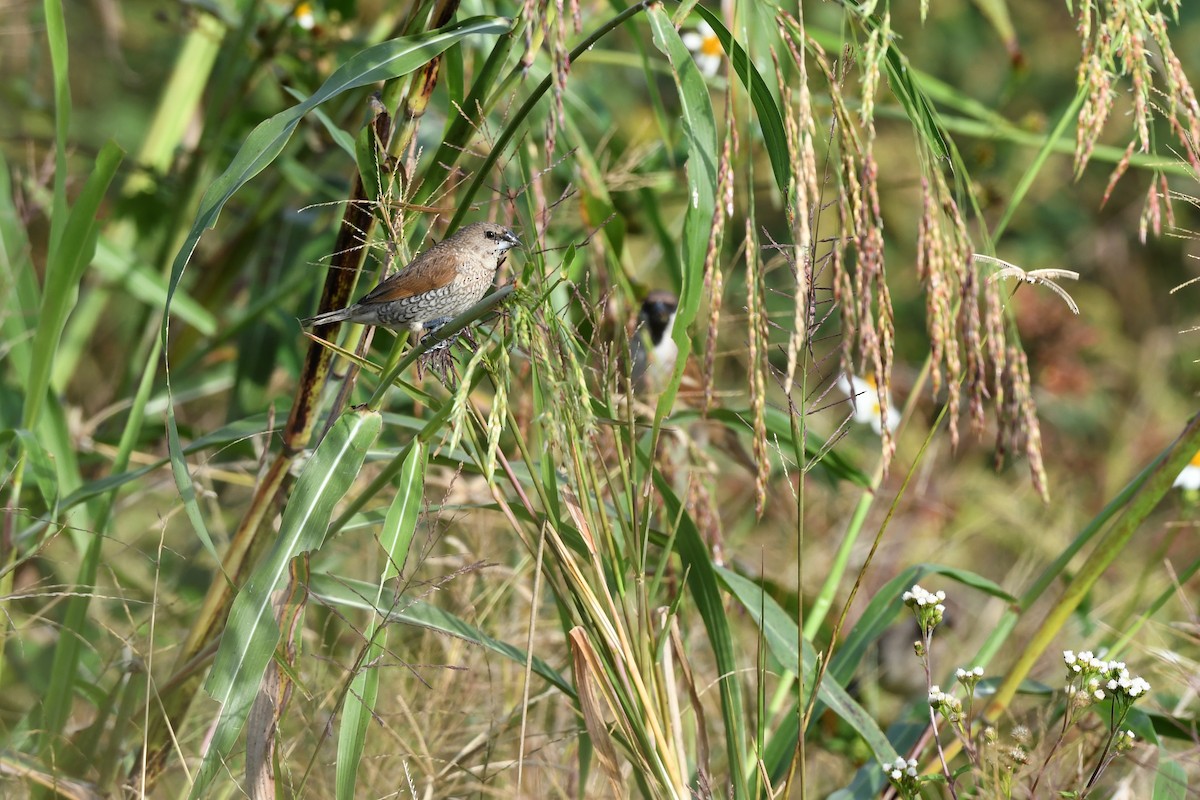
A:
410;29;515;209
22;141;123;431
2;430;59;514
647;6;716;426
336;440;426;800
42;0;69;254
646;453;748;796
308;574;575;696
690;4;789;195
715;568;900;767
48;414;275;515
22;140;123;756
165;396;224;567
91;237;217;336
446;2;652;232
190;407;382;798
0;151;37;381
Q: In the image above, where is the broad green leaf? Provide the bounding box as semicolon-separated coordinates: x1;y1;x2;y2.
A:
190;407;381;798
24;140;123;431
336;441;426;800
307;573;574;696
647;6;717;435
1153;755;1188;800
716;567;900;767
691;5;790;195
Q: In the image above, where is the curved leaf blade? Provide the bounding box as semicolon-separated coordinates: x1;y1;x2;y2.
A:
691;4;790;195
336;440;426;800
190;408;381;798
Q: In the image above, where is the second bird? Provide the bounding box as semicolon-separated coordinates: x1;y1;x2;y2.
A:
303;221;521;337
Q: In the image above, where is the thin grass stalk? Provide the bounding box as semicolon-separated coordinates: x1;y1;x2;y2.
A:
799;397;944;732
496;333;689;795
516;519;548;793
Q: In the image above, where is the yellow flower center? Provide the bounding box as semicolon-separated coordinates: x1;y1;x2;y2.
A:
701;35;722;57
1190;449;1200;468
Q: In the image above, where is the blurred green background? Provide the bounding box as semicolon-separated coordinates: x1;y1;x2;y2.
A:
3;0;1200;796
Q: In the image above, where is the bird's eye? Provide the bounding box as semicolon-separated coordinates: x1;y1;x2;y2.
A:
485;230;498;240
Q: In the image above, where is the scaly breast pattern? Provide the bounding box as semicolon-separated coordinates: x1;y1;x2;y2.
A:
373;254;496;328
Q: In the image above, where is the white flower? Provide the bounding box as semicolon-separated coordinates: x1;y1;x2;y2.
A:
1174;450;1200;489
294;1;316;30
956;665;984;683
837;372;899;434
681;21;722;78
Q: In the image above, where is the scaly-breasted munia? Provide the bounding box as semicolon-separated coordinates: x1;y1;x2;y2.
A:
302;221;520;337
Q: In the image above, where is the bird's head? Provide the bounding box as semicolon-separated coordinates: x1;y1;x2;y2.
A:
638;290;679;344
466;222;522;257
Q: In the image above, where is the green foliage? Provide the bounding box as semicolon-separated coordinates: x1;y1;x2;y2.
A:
2;0;1199;797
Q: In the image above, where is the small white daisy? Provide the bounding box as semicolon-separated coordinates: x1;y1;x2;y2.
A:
837;372;899;435
1174;450;1200;490
681;21;722;78
294;2;316;30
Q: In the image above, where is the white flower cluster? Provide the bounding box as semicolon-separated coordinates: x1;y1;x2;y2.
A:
1063;650;1151;705
883;755;920;794
1116;729;1137;752
903;584;946;610
929;685;964;722
954;665;984;697
903;584;946;632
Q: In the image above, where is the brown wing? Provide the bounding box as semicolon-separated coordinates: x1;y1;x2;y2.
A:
357;243;462;304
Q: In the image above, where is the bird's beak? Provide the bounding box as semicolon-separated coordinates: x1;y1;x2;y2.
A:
504;229;522;248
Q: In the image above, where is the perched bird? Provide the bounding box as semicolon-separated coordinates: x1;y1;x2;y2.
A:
629;290;755;471
302;221;521;337
631;289;686;396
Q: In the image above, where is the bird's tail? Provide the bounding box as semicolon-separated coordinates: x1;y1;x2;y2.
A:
301;307;354;327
